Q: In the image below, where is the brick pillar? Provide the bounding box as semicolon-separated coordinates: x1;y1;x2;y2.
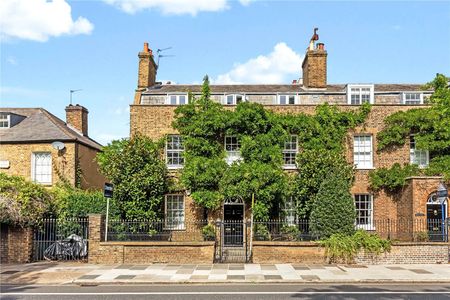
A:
4;225;33;263
88;214;104;264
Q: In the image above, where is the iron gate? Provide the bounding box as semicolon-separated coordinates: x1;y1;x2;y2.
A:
215;220;252;263
33;217;89;261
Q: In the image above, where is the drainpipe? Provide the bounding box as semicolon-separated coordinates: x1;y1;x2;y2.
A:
249;193;254;260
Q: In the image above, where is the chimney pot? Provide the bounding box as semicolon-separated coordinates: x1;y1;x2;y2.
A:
143;42;149;53
292;80;297;84
317;43;325;50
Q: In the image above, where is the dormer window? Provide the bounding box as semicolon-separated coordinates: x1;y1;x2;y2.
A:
347;85;374;105
403;92;423;105
166;94;187;105
225;94;244;105
278;94;297;105
0;114;10;128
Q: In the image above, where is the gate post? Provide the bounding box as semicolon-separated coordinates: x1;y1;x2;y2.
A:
88;214;104;264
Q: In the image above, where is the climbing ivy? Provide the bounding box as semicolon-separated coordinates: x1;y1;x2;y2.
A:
173;76;370;221
370;73;450;190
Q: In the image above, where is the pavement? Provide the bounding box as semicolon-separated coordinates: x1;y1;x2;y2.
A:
1;262;450;285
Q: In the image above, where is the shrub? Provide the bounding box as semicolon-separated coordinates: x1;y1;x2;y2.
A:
53;185;120;219
201;224;216;241
369;163;419;193
280;224;300;241
0;173;54;226
309;173;356;238
320;229;391;264
254;224;271;241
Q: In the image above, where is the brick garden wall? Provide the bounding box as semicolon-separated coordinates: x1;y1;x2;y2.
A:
0;224;33;263
88;214;215;264
252;241;448;265
355;243;449;264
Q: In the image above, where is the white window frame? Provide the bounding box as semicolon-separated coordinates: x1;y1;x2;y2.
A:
355;194;374;230
402;92;423;105
166;94;188;105
277;94;297;105
409;135;429;168
166;135;184;169
347;84;374;105
353;135;373;169
31;152;52;185
0;114;10;128
164;194;185;230
282;197;297;226
224;135;241;165
224;94;245;105
282;135;298;169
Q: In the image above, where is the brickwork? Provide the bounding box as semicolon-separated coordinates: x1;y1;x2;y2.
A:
137;45;157;90
0;224;33;263
65;104;88;136
355;243;449;264
302;49;327;88
252;241;326;264
87;214;214;264
77;144;106;190
0;142;76;186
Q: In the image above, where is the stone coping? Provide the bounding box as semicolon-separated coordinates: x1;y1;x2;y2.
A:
252;241;448;246
99;241;215;246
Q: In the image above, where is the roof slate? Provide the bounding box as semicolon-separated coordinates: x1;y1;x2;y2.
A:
0;108;102;150
142;84;431;94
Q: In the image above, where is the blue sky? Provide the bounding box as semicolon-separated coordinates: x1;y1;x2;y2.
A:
1;0;449;145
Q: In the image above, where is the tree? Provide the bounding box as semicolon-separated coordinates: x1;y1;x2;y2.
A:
96;134;167;220
309;172;356;238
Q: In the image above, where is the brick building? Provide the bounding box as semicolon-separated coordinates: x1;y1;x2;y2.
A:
129;31;447;243
0;104;105;190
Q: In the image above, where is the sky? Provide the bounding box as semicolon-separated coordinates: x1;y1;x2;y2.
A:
1;0;450;145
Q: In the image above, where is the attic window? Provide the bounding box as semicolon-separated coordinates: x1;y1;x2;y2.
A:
166;94;187;105
403;93;423;105
224;94;244;105
0;114;10;128
278;94;297;105
347;85;374;105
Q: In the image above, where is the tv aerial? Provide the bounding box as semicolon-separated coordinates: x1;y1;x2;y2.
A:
156;47;175;69
69;89;82;105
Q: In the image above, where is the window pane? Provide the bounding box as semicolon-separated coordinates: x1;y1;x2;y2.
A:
33;152;52;184
179;95;186;105
288;96;295;105
236;95;243;104
355;194;373;228
279;95;286;105
227;95;234;105
166;135;184;168
353;136;372;169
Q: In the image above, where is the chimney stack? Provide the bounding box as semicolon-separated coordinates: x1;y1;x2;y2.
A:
302;28;327;89
137;42;157;89
65;104;88;136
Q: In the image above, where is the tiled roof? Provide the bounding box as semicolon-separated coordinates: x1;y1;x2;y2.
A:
0;108;102;150
142;83;432;94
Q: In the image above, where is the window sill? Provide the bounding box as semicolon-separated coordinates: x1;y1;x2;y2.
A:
282;165;297;170
167;165;183;170
356;225;376;231
355;168;375;171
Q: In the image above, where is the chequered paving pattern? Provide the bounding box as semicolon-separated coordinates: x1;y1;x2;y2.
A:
72;263;450;283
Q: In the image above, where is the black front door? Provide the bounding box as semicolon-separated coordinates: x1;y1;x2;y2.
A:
223;205;244;246
427;204;446;241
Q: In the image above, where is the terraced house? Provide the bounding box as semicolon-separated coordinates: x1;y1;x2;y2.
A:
129;31;447;247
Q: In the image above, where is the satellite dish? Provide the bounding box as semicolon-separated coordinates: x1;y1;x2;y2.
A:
51;141;65;151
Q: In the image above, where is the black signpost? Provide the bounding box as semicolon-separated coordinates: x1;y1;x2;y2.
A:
104;183;114;242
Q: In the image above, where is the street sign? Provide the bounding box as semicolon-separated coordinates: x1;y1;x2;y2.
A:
104;183;114;198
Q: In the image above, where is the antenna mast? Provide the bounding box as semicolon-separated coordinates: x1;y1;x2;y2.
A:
69;89;82;105
156;47;175;69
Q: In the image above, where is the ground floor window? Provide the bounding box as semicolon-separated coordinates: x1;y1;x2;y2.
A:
354;194;373;229
282;197;297;225
32;152;52;185
165;194;185;229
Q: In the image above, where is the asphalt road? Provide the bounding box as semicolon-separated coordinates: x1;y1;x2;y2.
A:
2;283;450;300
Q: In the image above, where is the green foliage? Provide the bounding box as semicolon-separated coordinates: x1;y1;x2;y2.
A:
96;134;168;220
173;75;370;221
294;149;354;217
309;173;356;238
369;163;420;193
52;185;120;219
201;224;216;241
320;230;391;264
280;224;300;241
254;224;271;241
0;173;54;226
375;73;450;186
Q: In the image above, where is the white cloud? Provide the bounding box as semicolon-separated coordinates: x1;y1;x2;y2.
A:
213;42;303;84
103;0;252;15
7;56;17;65
0;0;94;42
